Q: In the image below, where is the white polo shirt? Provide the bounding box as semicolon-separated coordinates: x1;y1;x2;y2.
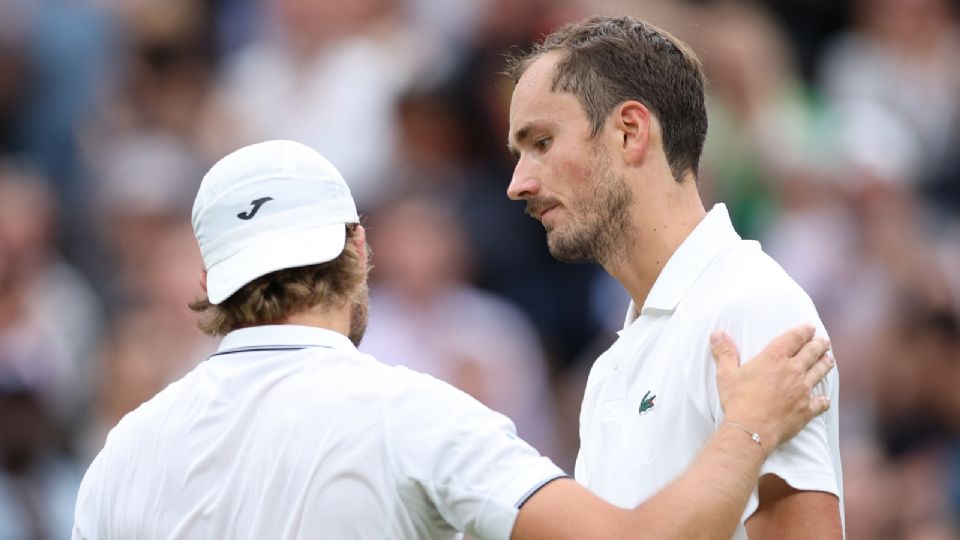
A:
575;204;843;539
73;325;564;540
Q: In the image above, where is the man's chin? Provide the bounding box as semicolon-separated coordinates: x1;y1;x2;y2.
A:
547;235;596;263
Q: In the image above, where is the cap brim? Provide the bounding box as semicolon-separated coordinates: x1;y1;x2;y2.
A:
205;223;348;304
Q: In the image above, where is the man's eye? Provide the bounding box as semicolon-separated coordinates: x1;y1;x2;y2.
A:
535;138;551;151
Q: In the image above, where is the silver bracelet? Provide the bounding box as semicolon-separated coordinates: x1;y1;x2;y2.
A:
727;422;765;452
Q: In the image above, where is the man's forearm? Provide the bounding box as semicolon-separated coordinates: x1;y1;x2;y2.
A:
625;423;765;539
511;426;765;540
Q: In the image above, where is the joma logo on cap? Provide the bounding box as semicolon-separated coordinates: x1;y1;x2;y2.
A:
237;197;274;220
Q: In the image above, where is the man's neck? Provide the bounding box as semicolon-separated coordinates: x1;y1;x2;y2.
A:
282;304;351;338
605;182;706;311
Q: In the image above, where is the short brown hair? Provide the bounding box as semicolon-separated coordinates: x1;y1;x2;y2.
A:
189;225;370;336
506;16;707;182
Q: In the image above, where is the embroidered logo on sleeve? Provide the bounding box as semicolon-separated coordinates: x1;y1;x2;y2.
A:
639;390;656;415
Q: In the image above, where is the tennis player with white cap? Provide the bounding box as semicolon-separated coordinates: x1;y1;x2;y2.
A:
73;140;835;539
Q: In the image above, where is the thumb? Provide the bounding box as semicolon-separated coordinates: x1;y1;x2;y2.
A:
710;331;740;372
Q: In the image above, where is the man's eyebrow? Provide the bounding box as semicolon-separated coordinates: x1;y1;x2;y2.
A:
513;125;532;145
507;124;535;156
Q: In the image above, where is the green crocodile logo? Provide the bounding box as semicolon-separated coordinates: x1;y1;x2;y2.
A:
639;390;656;415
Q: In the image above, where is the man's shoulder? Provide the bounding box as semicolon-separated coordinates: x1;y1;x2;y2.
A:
689;241;819;321
314;351;506;427
100;370;198;449
386;364;500;414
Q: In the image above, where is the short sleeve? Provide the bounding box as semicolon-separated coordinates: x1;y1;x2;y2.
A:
385;371;565;540
73;447;107;540
708;279;842;521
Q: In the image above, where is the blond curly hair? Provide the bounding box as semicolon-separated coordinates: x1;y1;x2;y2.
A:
189;225;370;336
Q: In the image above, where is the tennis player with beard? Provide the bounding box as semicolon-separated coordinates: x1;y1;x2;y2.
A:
73;140;834;539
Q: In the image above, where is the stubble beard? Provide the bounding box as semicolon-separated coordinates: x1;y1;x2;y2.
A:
347;285;370;347
546;151;633;266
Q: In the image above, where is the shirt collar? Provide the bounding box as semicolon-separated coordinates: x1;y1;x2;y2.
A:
623;203;741;328
217;325;358;354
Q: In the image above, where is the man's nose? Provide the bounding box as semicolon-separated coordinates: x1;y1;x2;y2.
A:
507;157;541;200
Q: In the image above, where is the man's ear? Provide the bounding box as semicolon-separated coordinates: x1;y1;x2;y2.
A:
351;224;368;272
200;268;208;294
614;100;652;166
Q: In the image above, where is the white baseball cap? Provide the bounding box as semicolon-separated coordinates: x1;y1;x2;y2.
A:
191;140;359;304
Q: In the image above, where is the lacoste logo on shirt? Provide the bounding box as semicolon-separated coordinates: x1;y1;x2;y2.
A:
639;390;656;415
237;197;274;220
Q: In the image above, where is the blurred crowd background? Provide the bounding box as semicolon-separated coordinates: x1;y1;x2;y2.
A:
0;0;957;538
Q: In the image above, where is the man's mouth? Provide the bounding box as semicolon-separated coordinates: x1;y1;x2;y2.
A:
526;201;560;221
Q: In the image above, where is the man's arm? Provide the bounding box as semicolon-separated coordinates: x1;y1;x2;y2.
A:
719;284;842;538
512;325;833;540
745;475;842;539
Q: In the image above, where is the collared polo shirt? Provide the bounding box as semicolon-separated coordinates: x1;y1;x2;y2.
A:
575;204;843;539
73;325;564;539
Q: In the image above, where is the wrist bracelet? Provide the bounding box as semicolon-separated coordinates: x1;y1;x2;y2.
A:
727;422;765;452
